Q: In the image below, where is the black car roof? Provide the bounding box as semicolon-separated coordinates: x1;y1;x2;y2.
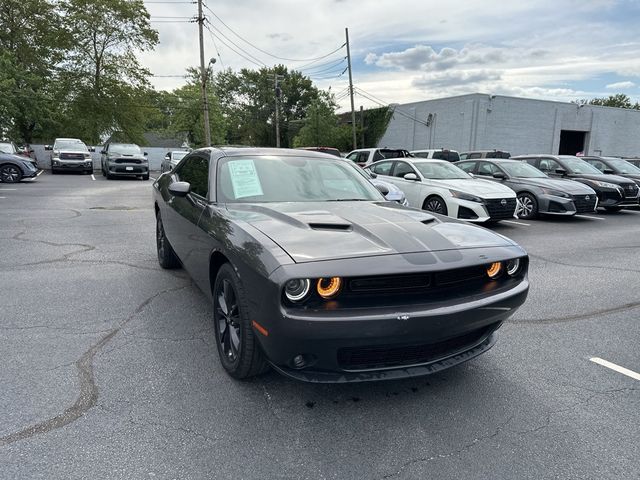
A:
207;146;339;159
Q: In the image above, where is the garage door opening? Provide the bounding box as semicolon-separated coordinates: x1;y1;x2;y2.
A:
559;130;587;155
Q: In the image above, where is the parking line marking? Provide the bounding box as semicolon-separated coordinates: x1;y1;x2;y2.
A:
0;196;5;199
91;174;96;181
575;214;605;220
503;220;530;226
0;189;17;191
590;357;640;381
36;170;44;177
150;176;156;181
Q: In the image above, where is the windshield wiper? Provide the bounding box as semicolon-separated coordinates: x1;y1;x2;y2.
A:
327;198;369;202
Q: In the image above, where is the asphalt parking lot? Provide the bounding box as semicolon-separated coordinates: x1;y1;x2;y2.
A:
1;172;639;479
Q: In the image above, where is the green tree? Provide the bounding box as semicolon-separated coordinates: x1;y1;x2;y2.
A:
293;96;350;148
58;0;159;143
586;93;640;109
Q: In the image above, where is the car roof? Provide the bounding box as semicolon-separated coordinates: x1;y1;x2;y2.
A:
55;138;84;142
207;146;342;160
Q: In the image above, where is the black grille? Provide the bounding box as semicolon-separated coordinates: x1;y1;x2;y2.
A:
337;325;495;370
572;194;597;213
601;191;622;202
114;158;143;164
484;198;517;220
115;166;144;173
59;153;85;160
622;183;639;198
349;274;430;293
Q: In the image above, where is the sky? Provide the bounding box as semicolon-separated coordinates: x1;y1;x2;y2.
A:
141;0;640;112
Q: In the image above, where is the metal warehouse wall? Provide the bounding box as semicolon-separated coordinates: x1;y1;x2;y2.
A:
378;93;640;156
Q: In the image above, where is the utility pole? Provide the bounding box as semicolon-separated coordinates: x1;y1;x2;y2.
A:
345;28;357;150
360;105;364;147
274;73;284;148
198;0;211;146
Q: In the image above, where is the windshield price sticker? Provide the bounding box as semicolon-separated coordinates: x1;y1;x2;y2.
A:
229;160;264;199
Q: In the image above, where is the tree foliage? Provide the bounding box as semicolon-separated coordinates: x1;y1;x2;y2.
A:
575;93;640;110
293;95;350;148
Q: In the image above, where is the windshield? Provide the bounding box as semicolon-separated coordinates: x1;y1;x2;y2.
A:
0;142;16;154
217;156;383;203
110;144;142;155
500;162;547;178
414;161;470;180
55;140;88;152
432;151;460;162
606;159;640;174
380;149;409;159
561;157;603;174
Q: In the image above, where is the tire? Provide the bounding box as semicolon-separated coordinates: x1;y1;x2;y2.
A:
101;166;106;177
423;196;448;216
106;171;114;180
0;164;23;183
517;192;538;219
604;206;623;212
142;174;149;181
213;263;269;379
156;214;181;269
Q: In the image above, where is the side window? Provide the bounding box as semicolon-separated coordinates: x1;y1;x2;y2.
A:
538;158;561;173
457;162;476;174
459;153;468;160
432;151;446;160
589;160;605;171
373;150;385;161
392;161;417;178
175;153;209;198
346;152;359;163
477;162;499;176
413;152;429;159
468;152;482;159
371;161;393;176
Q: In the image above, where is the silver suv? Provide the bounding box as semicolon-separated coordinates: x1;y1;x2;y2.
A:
101;142;149;180
45;138;94;174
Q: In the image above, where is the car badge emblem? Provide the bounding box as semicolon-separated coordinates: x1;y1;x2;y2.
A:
585;195;590;200
500;199;507;206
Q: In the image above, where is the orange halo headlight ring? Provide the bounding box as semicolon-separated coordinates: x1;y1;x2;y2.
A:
316;277;342;299
486;262;503;280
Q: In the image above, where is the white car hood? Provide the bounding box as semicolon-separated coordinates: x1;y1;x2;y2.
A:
434;178;515;198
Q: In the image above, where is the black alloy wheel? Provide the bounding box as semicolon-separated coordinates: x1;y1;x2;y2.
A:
517;192;538;219
156;214;181;269
0;164;22;183
213;264;268;379
423;196;448;215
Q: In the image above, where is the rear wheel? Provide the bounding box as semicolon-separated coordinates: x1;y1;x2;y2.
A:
0;164;23;183
213;263;268;379
156;214;181;269
517;192;538;219
423;196;448;216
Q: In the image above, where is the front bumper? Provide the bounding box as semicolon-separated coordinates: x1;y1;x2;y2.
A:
540;193;598;215
454;197;517;223
107;162;149;176
52;159;93;171
596;188;639;208
251;249;529;383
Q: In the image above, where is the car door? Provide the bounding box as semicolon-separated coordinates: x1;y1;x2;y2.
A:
162;151;210;276
389;160;424;206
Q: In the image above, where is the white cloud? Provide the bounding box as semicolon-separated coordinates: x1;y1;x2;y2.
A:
605;81;636;89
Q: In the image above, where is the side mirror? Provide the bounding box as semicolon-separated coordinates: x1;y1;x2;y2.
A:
89;147;95;152
144;152;148;156
368;171;378;178
492;172;506;179
468;172;475;178
603;168;614;174
100;149;106;154
44;145;52;151
168;181;190;197
555;168;567;176
375;183;390;196
403;173;419;181
165;153;171;160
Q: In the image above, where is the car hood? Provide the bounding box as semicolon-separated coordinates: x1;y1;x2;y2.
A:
225;201;516;263
570;173;631;185
0;153;30;163
512;177;595;194
432;178;515;197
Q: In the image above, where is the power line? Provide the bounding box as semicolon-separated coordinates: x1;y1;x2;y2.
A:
354;87;430;127
202;2;345;63
204;24;266;68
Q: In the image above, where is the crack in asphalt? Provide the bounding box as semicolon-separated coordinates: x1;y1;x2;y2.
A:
0;283;191;447
529;252;640;274
508;300;640;325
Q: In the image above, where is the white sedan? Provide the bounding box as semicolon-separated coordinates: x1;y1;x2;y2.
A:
365;158;518;222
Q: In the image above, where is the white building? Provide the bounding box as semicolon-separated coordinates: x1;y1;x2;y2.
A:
378;93;640;157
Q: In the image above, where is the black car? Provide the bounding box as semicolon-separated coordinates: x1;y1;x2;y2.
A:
513;155;639;211
625;158;640;169
455;159;598;219
582;156;640;187
0;152;39;183
153;147;529;383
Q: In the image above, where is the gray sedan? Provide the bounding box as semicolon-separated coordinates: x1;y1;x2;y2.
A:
456;159;597;219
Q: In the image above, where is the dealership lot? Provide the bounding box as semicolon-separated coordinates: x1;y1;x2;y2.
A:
1;173;639;479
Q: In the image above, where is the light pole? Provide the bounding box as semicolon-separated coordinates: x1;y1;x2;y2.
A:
201;57;216;147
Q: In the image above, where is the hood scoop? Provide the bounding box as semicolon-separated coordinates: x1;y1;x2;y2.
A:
294;211;353;231
308;222;352;231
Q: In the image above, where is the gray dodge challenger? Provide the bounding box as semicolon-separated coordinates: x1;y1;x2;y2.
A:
153;147;529;383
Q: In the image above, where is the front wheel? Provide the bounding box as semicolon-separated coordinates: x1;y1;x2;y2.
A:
213;264;269;379
142;174;149;181
423;196;448;216
517;193;538;219
156;214;181;269
0;164;23;183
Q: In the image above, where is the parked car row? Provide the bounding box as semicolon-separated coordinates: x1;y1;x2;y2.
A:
341;148;640;222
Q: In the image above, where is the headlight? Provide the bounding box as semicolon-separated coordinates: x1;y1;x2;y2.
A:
486;262;503;280
588;180;619;189
541;188;570;198
449;189;482;202
506;258;521;276
317;277;342;299
84;153;91;159
284;279;310;302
